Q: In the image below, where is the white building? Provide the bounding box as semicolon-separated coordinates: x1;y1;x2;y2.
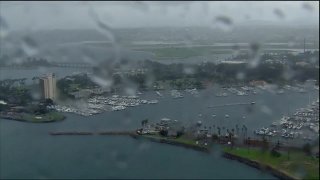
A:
39;73;56;100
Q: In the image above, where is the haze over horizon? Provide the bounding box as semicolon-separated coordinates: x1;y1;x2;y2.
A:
0;1;319;31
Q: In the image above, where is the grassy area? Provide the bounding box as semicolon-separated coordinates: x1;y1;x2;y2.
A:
69;83;81;92
224;147;319;179
141;134;207;148
20;112;65;123
135;46;233;59
174;136;198;145
133;44;298;59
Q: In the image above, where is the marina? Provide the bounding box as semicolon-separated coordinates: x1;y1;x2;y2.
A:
1;83;318;179
48;95;159;116
253;98;319;143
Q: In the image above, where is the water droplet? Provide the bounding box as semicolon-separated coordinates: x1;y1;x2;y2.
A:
260;105;272;115
132;1;150;12
21;36;38;56
90;75;113;89
125;87;136;96
31;91;41;100
310;57;317;64
236;72;245;80
145;74;155;88
273;8;285;19
113;152;128;169
88;6;120;62
201;2;209;16
244;14;251;20
213;15;233;32
138;142;151;151
302;2;314;11
282;67;295;81
288;41;295;48
247;42;262;68
116;161;128;169
0;16;9;38
183;66;195;75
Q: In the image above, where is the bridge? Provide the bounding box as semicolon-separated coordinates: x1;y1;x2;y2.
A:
0;63;94;69
53;63;94;68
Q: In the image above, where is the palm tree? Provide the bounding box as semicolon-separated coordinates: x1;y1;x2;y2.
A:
19;78;26;86
32;76;39;84
235;124;239;135
231;128;235;147
242;125;247;140
141;119;149;128
226;129;230;140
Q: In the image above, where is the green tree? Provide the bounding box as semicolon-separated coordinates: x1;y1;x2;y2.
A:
303;143;312;156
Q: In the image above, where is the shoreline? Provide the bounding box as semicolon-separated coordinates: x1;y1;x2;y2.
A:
0;112;66;123
130;134;210;153
47;131;314;179
48;130;210;153
223;151;298;180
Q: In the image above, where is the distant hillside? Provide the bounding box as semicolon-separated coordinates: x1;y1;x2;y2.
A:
1;25;318;63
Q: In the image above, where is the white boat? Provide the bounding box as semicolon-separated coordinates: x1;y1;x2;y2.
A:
112;105;126;111
298;88;306;93
212;114;217;117
225;114;230;118
171;90;183;98
215;92;228;97
237;91;247;96
276;89;284;94
271;122;278;127
148;100;159;104
280;115;290;124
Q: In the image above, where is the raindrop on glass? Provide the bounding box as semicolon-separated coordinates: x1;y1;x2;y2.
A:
302;2;314;11
273;8;285;19
21;36;39;56
0;16;9;38
213;15;233;32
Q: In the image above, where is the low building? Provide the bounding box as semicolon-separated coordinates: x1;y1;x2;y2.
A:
249;80;267;87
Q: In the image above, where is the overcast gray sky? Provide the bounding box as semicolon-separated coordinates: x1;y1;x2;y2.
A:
0;1;319;31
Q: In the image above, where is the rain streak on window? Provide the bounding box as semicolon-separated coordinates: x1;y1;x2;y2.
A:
0;1;319;179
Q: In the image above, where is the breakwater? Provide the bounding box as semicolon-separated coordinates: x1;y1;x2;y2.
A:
49;131;210;153
208;102;255;108
50;132;93;135
132;135;210;153
49;131;135;136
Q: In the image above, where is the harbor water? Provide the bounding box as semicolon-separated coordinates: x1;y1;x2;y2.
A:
1;84;318;179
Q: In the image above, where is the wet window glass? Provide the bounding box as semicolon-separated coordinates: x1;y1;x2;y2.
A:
0;1;319;179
